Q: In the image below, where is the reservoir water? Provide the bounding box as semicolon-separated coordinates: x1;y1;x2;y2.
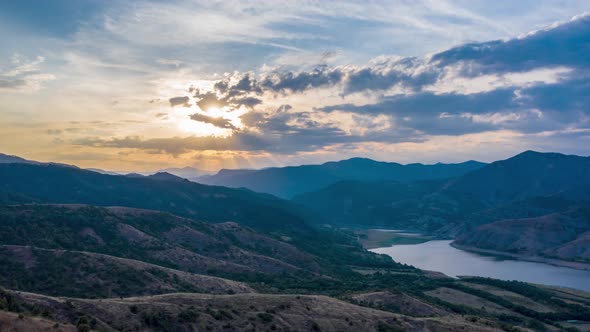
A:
372;240;590;292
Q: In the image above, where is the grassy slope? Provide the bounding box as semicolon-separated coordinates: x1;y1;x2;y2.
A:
1;288;501;332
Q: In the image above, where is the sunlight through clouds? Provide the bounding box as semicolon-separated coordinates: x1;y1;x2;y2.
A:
1;1;590;171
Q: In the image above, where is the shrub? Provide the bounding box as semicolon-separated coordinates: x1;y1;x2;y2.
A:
257;312;273;323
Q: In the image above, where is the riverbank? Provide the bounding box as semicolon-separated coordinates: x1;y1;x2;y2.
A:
373;240;590;292
451;242;590;271
355;228;434;249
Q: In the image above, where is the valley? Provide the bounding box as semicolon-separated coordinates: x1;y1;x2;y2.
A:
372;240;590;293
3;4;590;331
1;151;590;331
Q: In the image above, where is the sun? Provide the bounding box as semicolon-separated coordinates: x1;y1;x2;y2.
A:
205;107;223;116
165;104;247;137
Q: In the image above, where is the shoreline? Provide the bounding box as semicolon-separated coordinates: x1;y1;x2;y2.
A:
355;228;434;249
450;242;590;271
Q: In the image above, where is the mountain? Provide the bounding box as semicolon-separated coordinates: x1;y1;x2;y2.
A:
294;150;590;267
0;162;309;233
293;180;478;232
0;153;36;164
454;206;590;263
86;167;120;175
446;150;590;204
198;158;486;198
0;163;398;275
158;166;215;179
294;151;590;235
147;171;187;182
0;152;124;175
2;154;590;331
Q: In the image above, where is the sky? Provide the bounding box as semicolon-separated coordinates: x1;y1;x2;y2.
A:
1;0;590;172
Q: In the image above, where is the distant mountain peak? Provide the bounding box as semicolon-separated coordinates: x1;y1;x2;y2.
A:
157;166;215;179
512;150;548;159
148;172;186;182
0;153;36;164
339;157;377;163
507;150;588;163
199;156;488;198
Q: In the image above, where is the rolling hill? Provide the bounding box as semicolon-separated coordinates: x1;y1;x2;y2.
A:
0;162;309;233
0;204;359;287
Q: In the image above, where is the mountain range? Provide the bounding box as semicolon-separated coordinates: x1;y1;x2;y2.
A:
1;151;590;331
197;157;487;198
292;151;590;264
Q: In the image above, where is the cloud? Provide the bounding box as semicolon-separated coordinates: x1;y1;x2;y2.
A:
191;16;590;157
0;55;55;92
152;14;590;156
11;4;590;165
194;91;229;110
232;96;262;108
431;13;590;75
169;96;191;107
343;57;440;94
260;66;344;93
190;113;236;130
75;103;415;155
74;134;270;156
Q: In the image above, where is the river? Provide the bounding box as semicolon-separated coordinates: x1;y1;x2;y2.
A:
371;240;590;292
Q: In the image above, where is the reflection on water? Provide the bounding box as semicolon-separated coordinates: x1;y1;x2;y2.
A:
372;240;590;292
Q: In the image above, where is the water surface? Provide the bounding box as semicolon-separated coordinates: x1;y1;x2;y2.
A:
372;240;590;292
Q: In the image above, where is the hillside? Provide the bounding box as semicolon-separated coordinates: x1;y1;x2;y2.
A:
0;153;36;164
4;275;590;331
2;152;590;330
446;151;590;205
293;178;493;233
0;204;363;286
0;162;307;233
198;158;486;198
454;206;590;263
293;180;483;232
0;245;253;298
0;289;502;332
295;151;590;235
